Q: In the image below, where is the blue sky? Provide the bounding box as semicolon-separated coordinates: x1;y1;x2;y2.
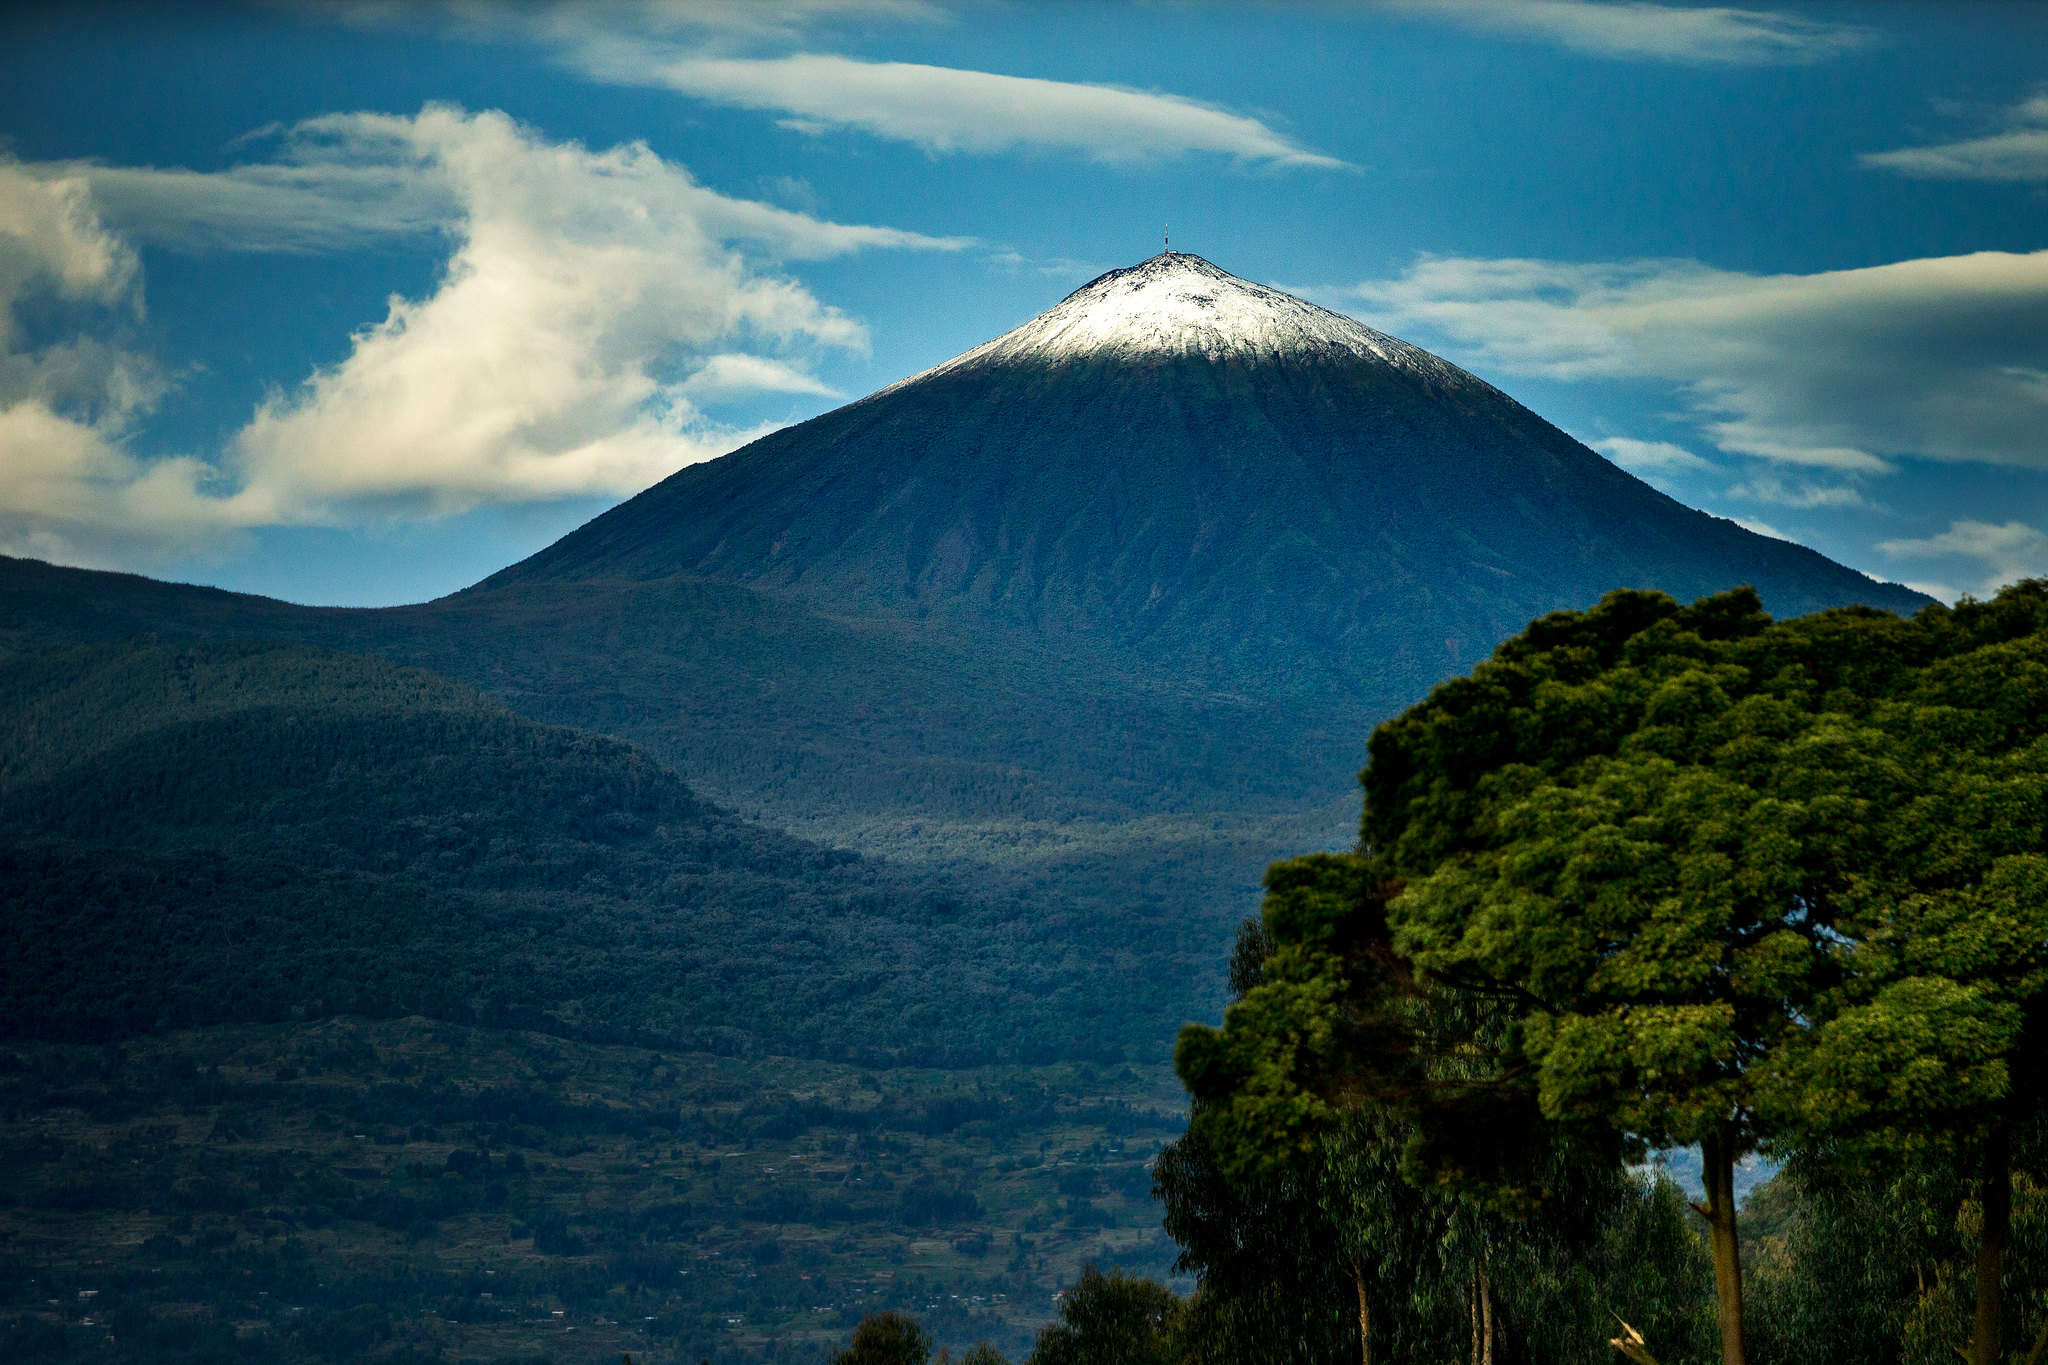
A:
3;1;2046;606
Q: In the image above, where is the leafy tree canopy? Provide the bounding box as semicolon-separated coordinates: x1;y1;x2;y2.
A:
837;1310;934;1365
1026;1265;1181;1365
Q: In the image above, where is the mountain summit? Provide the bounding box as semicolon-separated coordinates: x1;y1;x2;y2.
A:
902;251;1468;377
491;253;1926;703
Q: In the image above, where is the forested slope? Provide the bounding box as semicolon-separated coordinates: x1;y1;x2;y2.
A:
0;556;1356;1050
0;638;1174;1063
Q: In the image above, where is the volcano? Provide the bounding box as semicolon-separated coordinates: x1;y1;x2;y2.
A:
488;252;1924;704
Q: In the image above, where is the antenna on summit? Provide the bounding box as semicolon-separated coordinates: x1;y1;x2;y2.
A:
1164;224;1170;253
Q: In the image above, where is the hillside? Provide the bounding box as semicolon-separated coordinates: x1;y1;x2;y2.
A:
0;1019;1186;1364
0;638;1176;1064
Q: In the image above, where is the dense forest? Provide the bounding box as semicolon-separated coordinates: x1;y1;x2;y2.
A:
0;554;1362;1051
0;637;1194;1065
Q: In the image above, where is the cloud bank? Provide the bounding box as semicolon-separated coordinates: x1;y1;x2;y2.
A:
0;106;964;566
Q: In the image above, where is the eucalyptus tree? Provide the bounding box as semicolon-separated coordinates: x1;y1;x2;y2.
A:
1176;854;1637;1364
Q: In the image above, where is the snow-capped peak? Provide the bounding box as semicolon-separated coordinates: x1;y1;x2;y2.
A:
902;252;1472;386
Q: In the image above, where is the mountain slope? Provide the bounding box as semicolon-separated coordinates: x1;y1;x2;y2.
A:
0;638;1165;1062
489;253;1925;704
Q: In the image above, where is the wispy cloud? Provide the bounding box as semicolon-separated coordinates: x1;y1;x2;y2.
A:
571;48;1348;168
0;106;963;568
1329;249;2048;474
1877;519;2048;601
48;114;967;259
316;0;948;47
1380;0;1877;66
1589;444;1720;480
324;1;1345;170
1731;515;1792;541
1862;91;2048;182
679;353;841;401
1724;473;1869;509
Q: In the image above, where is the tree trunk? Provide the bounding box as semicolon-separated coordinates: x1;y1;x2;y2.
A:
1974;1125;2012;1365
1351;1258;1371;1365
1479;1254;1495;1365
1691;1129;1747;1365
1470;1263;1481;1365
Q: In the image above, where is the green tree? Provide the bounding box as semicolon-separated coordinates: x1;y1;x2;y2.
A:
837;1311;933;1365
945;1345;1011;1365
1357;587;1959;1364
1179;584;2048;1365
1762;585;2048;1364
1174;859;1694;1365
1027;1266;1182;1365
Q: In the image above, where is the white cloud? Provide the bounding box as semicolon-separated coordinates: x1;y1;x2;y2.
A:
574;49;1347;167
1731;515;1791;541
1333;249;2048;473
1863;90;2048;182
0;163;140;334
1877;519;2048;601
1724;473;1868;509
319;1;1344;170
680;353;840;401
76;158;458;254
0;159;167;427
0;105;963;563
1589;436;1717;473
1381;0;1877;65
0;160;210;566
0;400;243;567
223;105;931;520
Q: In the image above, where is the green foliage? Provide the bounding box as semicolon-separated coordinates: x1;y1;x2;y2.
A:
838;1311;933;1364
1025;1266;1180;1365
1896;1167;2048;1365
1364;581;2048;1161
0;557;1386;1073
1600;1173;1719;1364
0;1017;1186;1364
1741;1158;1927;1365
1167;915;1705;1365
1170;584;2048;1365
1172;854;1373;1180
948;1344;1012;1365
0;638;1190;1065
1154;1120;1359;1363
